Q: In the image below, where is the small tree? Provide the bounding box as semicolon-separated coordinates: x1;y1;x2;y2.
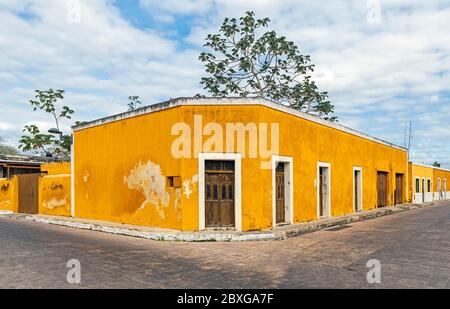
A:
19;89;74;160
199;11;336;121
433;161;441;168
128;96;142;111
0;137;19;155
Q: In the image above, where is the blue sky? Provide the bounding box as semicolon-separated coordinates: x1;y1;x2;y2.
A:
0;0;449;167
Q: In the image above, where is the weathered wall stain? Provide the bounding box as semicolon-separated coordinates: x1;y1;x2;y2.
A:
174;188;182;222
43;197;68;210
0;177;18;212
124;160;171;218
38;174;71;217
83;171;89;183
182;174;198;198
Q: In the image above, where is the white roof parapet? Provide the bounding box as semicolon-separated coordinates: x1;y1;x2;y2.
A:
72;96;407;152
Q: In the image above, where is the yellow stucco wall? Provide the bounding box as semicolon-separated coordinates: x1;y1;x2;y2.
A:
0;176;19;212
38;174;71;217
74;103;408;231
74;107;183;229
411;164;434;193
41;162;71;175
433;168;450;192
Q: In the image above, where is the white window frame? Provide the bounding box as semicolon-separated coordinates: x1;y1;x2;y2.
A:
198;153;242;231
317;162;331;219
415;177;420;193
353;166;363;212
271;155;294;228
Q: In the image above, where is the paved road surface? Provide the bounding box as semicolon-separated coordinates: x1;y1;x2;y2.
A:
1;203;449;288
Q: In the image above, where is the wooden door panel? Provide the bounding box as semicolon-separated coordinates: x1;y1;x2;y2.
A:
377;172;388;207
18;173;39;214
276;170;285;224
205;172;235;228
395;174;403;205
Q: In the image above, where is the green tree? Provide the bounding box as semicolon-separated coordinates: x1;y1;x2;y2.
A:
19;89;74;160
0;137;19;155
433;161;441;167
199;11;336;121
128;96;142;111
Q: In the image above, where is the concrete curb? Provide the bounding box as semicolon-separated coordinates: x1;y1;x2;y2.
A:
9;201;444;242
22;216;278;242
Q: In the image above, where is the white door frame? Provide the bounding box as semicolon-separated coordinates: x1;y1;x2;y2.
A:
422;177;425;202
198;153;242;231
353;166;363;212
317;162;331;219
271;155;294;228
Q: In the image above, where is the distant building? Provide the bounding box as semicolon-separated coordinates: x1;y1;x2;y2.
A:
0;154;47;178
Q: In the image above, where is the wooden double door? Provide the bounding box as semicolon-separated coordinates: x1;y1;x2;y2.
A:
205;169;235;228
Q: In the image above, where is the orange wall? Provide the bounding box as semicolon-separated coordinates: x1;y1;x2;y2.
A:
73;103;408;231
38;174;71;217
41;162;71;175
433;168;450;192
0;176;19;212
74;107;183;229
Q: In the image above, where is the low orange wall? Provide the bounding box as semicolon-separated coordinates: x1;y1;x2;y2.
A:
0;176;19;212
38;174;71;217
41;162;71;175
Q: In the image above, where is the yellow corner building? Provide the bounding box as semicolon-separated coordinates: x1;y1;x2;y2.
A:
72;97;409;231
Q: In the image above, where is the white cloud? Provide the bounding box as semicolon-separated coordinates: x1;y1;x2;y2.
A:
1;0;449;167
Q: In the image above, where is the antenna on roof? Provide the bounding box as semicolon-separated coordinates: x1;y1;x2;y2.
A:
404;120;412;156
407;120;412;154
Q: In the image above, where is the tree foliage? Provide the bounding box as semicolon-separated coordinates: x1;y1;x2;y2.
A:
19;89;73;160
433;161;441;167
0;137;19;155
199;11;336;121
128;96;142;111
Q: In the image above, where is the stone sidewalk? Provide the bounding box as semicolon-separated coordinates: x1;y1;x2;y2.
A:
0;201;443;242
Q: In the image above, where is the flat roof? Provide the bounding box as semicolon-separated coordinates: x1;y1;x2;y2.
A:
411;162;450;172
72;96;407;151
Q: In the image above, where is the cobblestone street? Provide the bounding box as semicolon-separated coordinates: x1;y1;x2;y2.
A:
1;203;449;288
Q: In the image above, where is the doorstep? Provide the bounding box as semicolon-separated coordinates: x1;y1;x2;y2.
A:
2;201;444;242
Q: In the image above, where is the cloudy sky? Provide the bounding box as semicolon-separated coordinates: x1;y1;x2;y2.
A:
0;0;449;167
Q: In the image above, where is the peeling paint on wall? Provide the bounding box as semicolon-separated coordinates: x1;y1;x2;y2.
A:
43;198;68;210
183;174;198;198
0;200;11;208
83;171;89;183
174;188;182;222
124;160;171;218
